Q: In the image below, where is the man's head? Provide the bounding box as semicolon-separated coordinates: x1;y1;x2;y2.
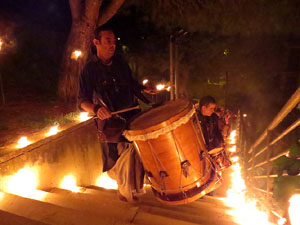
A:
93;25;116;61
200;96;216;116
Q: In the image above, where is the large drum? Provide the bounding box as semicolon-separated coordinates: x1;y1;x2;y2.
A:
124;99;222;205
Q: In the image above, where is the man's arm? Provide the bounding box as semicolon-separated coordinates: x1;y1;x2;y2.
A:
78;67;111;120
80;100;111;120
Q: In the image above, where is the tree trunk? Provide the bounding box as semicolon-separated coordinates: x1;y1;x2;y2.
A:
58;0;103;102
58;0;125;102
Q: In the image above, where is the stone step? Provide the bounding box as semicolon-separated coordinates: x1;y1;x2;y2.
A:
85;187;236;224
0;191;133;225
45;188;138;223
0;210;49;225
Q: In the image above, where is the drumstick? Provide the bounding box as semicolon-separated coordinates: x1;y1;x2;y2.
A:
111;105;141;115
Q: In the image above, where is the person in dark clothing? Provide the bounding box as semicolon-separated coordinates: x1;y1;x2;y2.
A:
197;96;224;151
78;24;150;202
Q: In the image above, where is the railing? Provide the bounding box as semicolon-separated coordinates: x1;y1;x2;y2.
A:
242;87;300;221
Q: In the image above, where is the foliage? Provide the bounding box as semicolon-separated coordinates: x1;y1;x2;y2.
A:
18;111;79;130
117;0;300;141
272;140;300;213
0;119;8;131
273;175;300;201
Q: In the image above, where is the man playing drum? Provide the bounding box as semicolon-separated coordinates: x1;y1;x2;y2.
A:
78;24;151;202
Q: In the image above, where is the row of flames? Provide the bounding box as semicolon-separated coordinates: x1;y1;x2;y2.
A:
15;112;92;149
0;166;118;201
14;80;168;150
223;130;299;225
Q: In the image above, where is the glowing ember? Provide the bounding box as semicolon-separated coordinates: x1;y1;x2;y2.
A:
289;194;300;225
222;161;272;225
156;84;165;90
60;175;81;192
16;137;32;148
77;112;92;122
143;79;149;85
71;50;82;60
96;172;118;190
229;130;237;144
229;145;237;153
45;125;59;137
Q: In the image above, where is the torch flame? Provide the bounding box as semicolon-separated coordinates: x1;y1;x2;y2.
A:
289;194;300;225
156;84;165;90
1;166;47;200
143;79;149;85
96;172;118;190
230;156;239;163
277;217;287;225
229;145;237;153
45;125;59;137
60;175;81;192
222;161;271;225
71;50;82;60
16;137;32;148
77;112;91;122
0;191;4;200
229;130;237;144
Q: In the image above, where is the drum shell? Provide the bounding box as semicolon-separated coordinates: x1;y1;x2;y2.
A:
126;100;221;204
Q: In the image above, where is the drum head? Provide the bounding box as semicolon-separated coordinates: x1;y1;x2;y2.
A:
129;99;191;130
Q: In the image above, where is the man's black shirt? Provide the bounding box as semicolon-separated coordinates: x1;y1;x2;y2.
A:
78;55;148;120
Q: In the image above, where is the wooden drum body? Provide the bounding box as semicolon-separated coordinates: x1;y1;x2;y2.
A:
124;99;222;205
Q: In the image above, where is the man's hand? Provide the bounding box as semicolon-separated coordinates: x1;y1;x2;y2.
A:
96;106;112;120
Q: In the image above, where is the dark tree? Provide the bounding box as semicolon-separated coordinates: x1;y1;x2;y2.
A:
58;0;125;101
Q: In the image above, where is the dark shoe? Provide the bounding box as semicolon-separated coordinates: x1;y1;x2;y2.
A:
117;190;128;202
117;190;139;202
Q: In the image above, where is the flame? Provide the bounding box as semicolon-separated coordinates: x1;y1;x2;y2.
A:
243;114;247;118
45;125;59;137
143;79;149;85
156;84;165;90
77;112;91;122
230;156;239;163
277;217;287;225
60;175;81;192
229;130;237;144
16;137;32;148
222;161;271;225
0;39;3;51
166;86;171;91
0;191;4;200
96;172;118;190
1;166;46;200
229;145;237;153
289;194;300;225
71;50;82;60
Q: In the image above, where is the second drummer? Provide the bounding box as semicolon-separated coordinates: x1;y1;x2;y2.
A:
197;96;224;151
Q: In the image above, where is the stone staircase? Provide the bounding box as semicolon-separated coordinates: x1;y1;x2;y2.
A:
0;186;238;225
